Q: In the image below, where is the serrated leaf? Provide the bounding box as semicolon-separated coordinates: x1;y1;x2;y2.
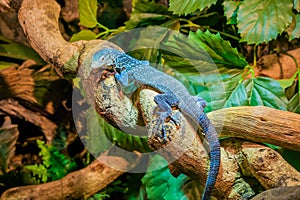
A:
243;77;288;110
294;0;300;12
287;93;300;113
78;0;98;28
0;118;19;174
24;164;48;183
223;1;240;25
289;14;300;40
237;0;293;44
189;30;247;67
142;155;188;200
69;30;97;42
168;0;217;15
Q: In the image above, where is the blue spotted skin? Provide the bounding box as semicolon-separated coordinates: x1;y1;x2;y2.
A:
92;48;220;200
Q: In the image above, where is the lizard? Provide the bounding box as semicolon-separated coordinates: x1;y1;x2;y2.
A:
91;48;220;200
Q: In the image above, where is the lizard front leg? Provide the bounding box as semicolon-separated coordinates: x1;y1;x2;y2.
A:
153;93;180;139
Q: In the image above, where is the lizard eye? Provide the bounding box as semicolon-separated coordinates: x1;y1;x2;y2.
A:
116;68;122;74
116;66;126;74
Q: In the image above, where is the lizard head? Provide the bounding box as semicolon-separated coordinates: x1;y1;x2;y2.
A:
91;48;124;69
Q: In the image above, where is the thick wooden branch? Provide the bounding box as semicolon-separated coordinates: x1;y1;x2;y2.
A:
209;107;300;151
16;0;120;79
251;186;300;200
0;151;141;200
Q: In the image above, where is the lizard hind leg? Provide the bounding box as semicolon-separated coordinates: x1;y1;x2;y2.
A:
153;93;180;139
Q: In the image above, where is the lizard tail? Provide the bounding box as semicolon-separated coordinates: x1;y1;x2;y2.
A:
199;113;221;200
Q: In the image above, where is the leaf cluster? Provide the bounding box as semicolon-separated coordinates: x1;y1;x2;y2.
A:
24;140;77;183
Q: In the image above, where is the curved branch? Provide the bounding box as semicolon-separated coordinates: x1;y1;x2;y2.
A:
209;106;300;151
0;151;142;200
17;0;121;78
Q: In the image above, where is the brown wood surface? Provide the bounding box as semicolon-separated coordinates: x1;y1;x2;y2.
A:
0;151;141;200
209;106;300;151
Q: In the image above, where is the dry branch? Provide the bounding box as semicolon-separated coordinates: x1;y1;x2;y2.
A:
209;107;300;151
0;99;57;142
0;151;142;200
251;186;300;200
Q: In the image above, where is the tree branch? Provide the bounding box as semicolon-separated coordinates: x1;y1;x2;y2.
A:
0;151;142;200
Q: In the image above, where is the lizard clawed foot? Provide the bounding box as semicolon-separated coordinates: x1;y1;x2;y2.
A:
169;116;180;130
152;111;180;142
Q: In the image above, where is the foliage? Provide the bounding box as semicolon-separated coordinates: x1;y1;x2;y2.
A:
237;0;293;44
140;155;189;200
169;0;218;16
0;36;45;67
24;140;77;183
78;0;98;28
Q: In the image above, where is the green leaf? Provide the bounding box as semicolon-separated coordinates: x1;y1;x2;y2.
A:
133;0;170;14
237;0;293;44
24;164;48;183
125;13;169;29
243;77;288;110
223;78;248;108
82;107;112;156
142;155;188;200
125;0;171;29
189;30;247;68
223;1;240;25
168;0;218;15
277;77;295;89
0;43;45;64
102;116;152;153
0;62;16;70
287;93;300;113
80;105;152;154
35;140;77;181
289;14;300;40
78;0;98;28
69;30;97;42
198;73;247;111
294;0;300;12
